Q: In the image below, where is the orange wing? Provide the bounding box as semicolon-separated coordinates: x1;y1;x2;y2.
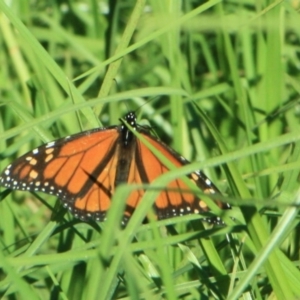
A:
122;132;229;224
0;127;121;222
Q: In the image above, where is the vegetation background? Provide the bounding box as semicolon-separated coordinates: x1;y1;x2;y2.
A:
1;0;300;299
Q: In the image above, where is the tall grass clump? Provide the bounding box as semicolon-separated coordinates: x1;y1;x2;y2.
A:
1;0;300;299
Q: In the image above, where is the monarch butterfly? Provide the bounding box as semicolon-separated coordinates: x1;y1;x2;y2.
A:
0;111;229;225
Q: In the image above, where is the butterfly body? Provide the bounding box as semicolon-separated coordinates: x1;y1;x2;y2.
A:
0;112;229;225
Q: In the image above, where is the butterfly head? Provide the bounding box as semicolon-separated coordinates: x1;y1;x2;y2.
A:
124;111;137;129
120;112;137;147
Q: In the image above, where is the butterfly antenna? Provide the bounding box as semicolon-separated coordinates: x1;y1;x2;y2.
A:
134;96;159;116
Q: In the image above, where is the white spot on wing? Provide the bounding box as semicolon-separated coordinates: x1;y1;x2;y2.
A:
46;141;55;148
205;178;211;186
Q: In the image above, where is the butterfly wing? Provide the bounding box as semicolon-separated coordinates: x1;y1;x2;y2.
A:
0;127;121;221
125;130;230;224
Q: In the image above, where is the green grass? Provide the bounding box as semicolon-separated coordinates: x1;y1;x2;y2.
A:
1;0;300;299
